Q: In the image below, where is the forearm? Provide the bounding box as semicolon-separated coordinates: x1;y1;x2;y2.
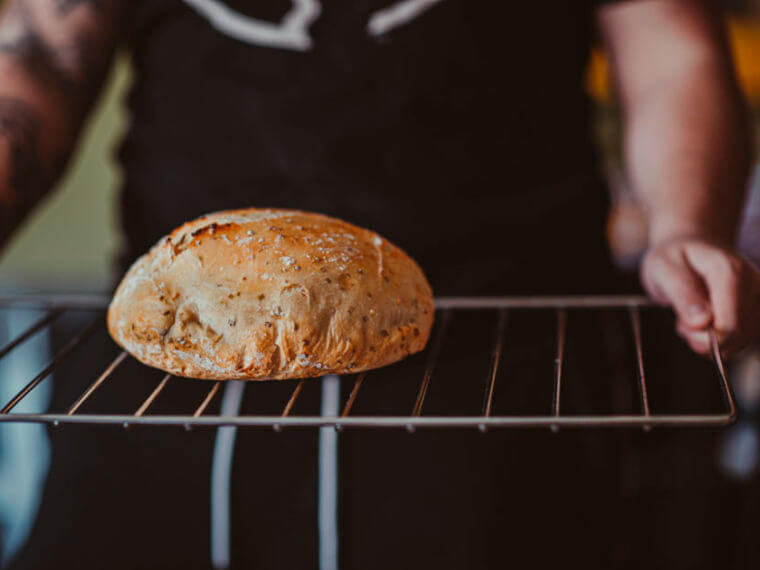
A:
0;0;120;246
0;59;72;243
597;1;760;355
624;55;752;248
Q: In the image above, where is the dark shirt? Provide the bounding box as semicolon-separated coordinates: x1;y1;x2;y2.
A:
119;0;614;294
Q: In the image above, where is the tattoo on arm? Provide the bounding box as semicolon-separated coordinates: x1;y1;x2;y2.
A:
0;97;49;248
0;97;45;202
55;0;105;15
0;25;79;103
0;0;119;113
0;0;121;242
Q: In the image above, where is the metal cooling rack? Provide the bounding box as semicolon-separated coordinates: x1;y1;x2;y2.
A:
0;294;737;430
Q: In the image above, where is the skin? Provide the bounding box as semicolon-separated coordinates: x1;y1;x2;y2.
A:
0;0;120;245
0;0;756;356
600;0;759;356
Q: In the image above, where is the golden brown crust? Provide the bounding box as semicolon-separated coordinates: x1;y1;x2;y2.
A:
107;208;434;380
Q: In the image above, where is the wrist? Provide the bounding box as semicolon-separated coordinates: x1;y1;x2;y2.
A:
648;214;735;249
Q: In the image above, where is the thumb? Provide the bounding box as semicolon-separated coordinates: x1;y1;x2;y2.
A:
642;252;712;329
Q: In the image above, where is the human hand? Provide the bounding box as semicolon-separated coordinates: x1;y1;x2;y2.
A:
640;237;760;356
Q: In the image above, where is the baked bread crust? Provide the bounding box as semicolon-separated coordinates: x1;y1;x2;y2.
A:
107;208;434;380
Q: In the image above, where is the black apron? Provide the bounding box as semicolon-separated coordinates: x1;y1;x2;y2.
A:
116;0;610;295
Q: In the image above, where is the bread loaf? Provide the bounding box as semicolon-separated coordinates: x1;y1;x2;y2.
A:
107;208;434;380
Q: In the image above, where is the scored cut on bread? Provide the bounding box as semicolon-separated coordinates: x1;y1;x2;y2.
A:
107;208;435;380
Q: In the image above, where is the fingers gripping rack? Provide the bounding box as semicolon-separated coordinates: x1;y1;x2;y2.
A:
0;294;737;430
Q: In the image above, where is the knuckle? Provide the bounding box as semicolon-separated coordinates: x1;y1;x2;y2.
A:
718;257;743;289
662;244;685;262
726;271;741;292
667;269;701;298
643;258;678;296
644;252;669;275
713;253;731;274
718;254;744;278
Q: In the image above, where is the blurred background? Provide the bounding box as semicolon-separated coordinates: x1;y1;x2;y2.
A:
4;3;760;293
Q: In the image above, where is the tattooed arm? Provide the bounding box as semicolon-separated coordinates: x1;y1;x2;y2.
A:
0;0;122;246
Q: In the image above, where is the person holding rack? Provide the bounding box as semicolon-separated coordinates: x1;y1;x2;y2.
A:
0;0;758;568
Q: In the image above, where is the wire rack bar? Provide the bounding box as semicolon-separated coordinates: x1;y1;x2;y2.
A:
273;380;305;432
0;308;63;361
629;306;652;430
0;294;111;309
479;309;507;432
281;380;305;418
180;380;223;431
0;294;651;311
335;372;367;431
551;308;568;433
341;373;366;418
710;329;737;419
408;309;452;431
194;381;223;418
67;351;128;415
434;295;649;310
0;317;101;414
135;373;172;417
0;413;735;428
